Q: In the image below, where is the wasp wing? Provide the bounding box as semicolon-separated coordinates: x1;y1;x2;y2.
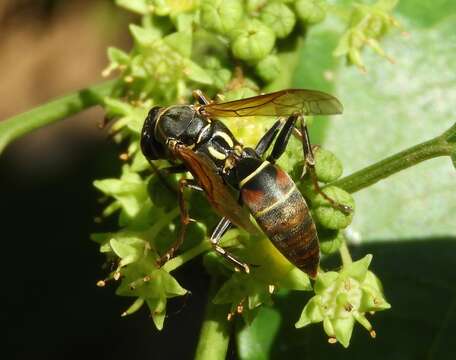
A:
201;89;343;118
177;147;258;234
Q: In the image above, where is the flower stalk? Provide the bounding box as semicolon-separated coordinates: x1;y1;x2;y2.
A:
328;123;456;194
0;79;117;154
194;276;232;360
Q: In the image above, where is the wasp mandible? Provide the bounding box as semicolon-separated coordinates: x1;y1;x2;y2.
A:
140;89;347;278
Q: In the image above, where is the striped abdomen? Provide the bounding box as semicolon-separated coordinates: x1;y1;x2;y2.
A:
240;162;319;278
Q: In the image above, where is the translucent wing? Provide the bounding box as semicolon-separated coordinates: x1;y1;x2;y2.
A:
177;146;258;234
201;89;343;118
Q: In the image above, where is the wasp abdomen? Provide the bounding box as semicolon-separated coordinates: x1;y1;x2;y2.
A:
240;163;319;278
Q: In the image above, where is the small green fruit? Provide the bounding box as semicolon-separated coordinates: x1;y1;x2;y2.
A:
260;3;296;39
231;20;276;63
295;0;327;24
200;0;244;35
255;55;281;82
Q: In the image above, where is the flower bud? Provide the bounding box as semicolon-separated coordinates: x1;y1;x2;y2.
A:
312;186;355;229
318;227;344;255
231;20;276;62
295;0;327;24
313;146;343;183
223;86;259;102
260;3;296;39
204;56;232;89
246;0;267;14
255;54;281;82
200;0;244;35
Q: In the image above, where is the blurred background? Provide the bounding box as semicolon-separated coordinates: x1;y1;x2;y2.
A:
1;1;456;359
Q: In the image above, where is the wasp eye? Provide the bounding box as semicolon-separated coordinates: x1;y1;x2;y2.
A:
140;107;166;160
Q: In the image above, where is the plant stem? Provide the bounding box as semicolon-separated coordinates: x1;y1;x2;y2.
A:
0;79;117;154
195;276;232;360
329;127;456;194
163;240;211;273
339;240;352;266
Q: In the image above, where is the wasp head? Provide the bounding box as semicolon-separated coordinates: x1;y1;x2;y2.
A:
140;106;167;160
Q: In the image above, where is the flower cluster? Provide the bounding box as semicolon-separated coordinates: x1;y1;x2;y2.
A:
333;0;402;71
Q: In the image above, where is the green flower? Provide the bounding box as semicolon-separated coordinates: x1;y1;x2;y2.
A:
333;0;401;71
296;255;390;347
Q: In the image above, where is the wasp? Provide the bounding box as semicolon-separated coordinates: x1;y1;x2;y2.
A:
140;89;347;278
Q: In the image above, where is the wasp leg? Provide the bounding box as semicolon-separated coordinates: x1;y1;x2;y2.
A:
259;114;352;214
147;161;189;195
298;121;352;215
192;89;210;105
266;113;300;163
210;217;251;274
255;119;283;157
156;178;203;266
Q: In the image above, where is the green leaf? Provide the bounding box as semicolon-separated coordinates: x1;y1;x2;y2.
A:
292;27;342;143
396;0;456;27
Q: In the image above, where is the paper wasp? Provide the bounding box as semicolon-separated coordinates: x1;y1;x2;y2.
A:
140;89;346;278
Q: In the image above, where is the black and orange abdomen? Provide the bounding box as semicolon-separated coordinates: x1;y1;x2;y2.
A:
240;162;319;278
